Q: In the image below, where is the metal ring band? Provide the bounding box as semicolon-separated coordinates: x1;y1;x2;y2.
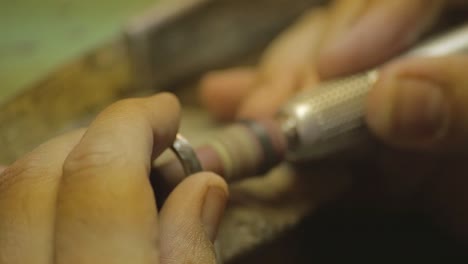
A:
239;120;279;175
170;134;203;176
170;134;220;263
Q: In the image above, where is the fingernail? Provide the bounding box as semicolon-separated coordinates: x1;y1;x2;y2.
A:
381;77;449;140
202;187;227;242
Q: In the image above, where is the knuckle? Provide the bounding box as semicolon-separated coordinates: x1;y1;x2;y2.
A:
152;93;181;115
105;98;143;117
0;166;20;192
156;92;180;107
104;95;181;122
109;93;181;113
111;97;140;109
0;155;48;192
63;146;126;177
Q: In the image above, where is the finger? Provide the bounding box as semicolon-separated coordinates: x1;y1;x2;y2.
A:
366;55;468;152
0;165;6;174
319;0;370;46
0;129;85;264
55;93;180;263
238;8;328;119
237;0;371;119
159;172;228;264
198;67;256;121
317;0;445;79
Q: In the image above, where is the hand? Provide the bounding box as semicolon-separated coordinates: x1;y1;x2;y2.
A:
364;55;468;237
199;0;445;120
198;0;468;239
0;93;228;264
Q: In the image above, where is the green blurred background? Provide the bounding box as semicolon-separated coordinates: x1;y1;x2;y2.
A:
0;0;157;104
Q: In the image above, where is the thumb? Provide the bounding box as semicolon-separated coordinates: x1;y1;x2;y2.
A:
158;172;228;264
366;55;468;152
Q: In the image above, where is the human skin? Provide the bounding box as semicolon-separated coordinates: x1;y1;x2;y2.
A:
1;1;467;262
0;93;228;264
199;0;468;238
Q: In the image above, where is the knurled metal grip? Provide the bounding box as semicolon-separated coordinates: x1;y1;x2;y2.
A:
278;71;377;161
278;22;468;162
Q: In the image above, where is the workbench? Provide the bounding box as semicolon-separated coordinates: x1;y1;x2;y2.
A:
0;0;155;103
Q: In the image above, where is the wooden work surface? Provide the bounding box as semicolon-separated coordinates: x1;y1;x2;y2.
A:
0;0;157;104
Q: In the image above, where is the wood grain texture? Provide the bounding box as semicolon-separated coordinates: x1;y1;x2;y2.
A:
0;40;135;163
0;0;156;102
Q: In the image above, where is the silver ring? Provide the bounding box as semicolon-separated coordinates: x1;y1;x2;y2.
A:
171;134;222;263
170;134;203;176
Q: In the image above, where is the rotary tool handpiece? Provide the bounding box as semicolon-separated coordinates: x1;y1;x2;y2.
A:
278;23;468;162
158;23;468;185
